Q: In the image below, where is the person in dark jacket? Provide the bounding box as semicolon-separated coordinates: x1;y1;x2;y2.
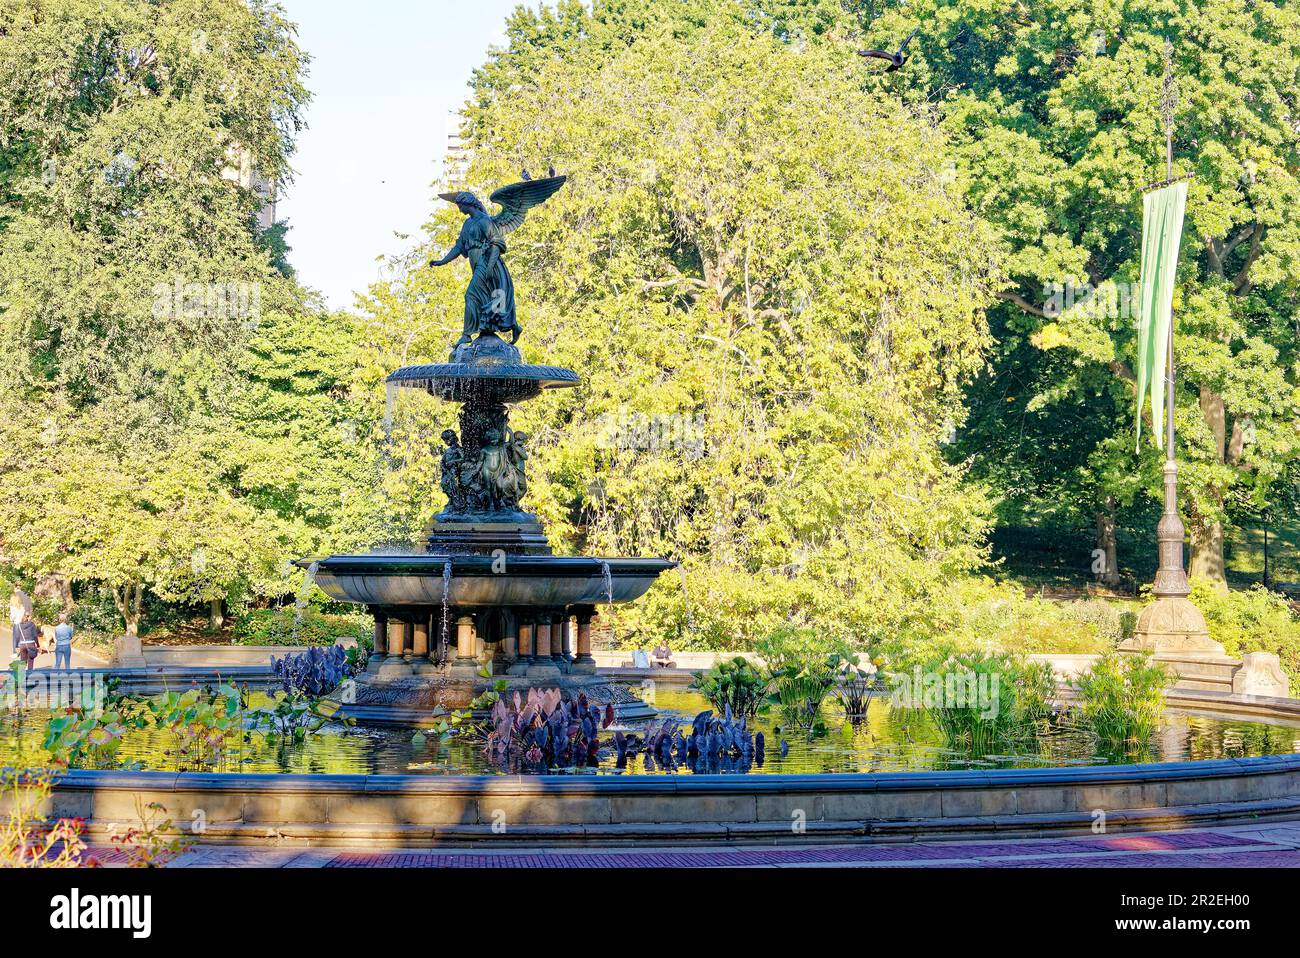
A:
14;613;39;668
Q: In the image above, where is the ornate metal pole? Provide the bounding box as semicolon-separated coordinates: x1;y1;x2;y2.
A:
1123;40;1219;656
1153;43;1188;605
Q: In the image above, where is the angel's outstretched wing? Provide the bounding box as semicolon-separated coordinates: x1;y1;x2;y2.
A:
490;174;567;235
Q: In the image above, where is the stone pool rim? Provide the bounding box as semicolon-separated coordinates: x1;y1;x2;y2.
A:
23;751;1300;847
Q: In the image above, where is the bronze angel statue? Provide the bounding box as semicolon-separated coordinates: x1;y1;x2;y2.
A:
430;174;567;349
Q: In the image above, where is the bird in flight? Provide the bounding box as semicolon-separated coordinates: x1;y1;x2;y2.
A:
859;27;919;72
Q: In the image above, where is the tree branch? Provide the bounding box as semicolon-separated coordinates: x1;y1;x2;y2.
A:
996;290;1047;318
1233;224;1265;294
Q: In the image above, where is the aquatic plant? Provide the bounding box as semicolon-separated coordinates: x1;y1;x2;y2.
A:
473;688;614;769
769;663;837;730
1070;653;1170;750
247;688;354;745
272;644;354;697
834;660;881;722
906;652;1036;752
691;656;768;719
609;705;765;774
145;685;245;766
1014;658;1059;724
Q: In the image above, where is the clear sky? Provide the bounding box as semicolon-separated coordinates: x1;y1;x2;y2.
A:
278;0;524;311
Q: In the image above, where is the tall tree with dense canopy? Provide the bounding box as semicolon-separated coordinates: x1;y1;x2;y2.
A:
864;0;1300;586
0;0;314;628
363;10;1001;651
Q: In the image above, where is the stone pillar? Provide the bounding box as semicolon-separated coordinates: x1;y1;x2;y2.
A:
367;611;387;673
448;614;478;677
503;616;518;660
527;614;560;679
534;615;551;659
504;613;528;675
572;606;596;674
549;612;567;671
375;615;412;676
412;617;429;659
387;620;406;658
560;615;574;663
512;619;535;675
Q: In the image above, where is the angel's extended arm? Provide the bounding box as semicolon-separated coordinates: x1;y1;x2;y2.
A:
429;240;464;267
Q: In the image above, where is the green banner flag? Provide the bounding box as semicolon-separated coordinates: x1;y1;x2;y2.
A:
1135;179;1188;451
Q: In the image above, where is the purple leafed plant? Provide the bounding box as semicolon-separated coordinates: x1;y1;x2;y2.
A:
480;688;614;769
271;645;354;697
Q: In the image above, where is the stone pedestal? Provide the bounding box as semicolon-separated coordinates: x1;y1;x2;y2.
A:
1120;596;1223;656
1232;652;1291;698
112;632;147;668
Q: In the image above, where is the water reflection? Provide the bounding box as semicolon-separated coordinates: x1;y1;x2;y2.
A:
2;688;1297;777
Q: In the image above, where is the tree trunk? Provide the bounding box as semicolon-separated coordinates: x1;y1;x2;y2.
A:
1188;513;1227;589
208;597;224;633
33;573;74;610
114;581;144;636
1094;498;1121;588
1189;386;1229;588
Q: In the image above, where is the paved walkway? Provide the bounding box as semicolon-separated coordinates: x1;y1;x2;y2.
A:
83;822;1300;868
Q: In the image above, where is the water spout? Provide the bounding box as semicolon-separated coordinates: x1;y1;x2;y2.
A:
599;559;614;613
676;563;695;631
383;381;398;435
439;559;452;664
291;560;320;644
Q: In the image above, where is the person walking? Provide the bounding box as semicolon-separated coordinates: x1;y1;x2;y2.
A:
14;611;39;668
52;611;74;670
8;589;30;666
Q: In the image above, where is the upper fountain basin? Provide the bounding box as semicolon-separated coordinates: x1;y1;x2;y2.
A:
387;332;578;405
305;554;676;609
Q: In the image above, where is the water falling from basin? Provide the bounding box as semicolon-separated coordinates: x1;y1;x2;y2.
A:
290;560;320;645
600;559;614;613
440;559;452;664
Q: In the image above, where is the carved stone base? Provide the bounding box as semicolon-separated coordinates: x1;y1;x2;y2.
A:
1119;596;1223;655
527;660;562;681
1232;652;1291;698
426;519;552;555
112;633;147;668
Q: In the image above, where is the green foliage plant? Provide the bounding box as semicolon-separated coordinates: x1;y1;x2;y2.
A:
691;656;769;720
1070;653;1171;751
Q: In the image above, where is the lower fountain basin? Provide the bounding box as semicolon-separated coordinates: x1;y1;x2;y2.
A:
309;554;675;608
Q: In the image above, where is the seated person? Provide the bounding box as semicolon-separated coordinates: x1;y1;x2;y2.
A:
651;642;675;668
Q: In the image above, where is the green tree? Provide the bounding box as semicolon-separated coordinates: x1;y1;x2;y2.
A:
868;0;1300;586
0;0;313;630
366;12;1001;651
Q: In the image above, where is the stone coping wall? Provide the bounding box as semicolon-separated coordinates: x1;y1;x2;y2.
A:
22;753;1300;847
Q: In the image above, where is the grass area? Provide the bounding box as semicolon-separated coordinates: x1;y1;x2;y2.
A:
1226;519;1300;591
990;521;1300;598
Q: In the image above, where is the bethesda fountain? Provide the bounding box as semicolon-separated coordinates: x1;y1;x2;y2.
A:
306;173;673;720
